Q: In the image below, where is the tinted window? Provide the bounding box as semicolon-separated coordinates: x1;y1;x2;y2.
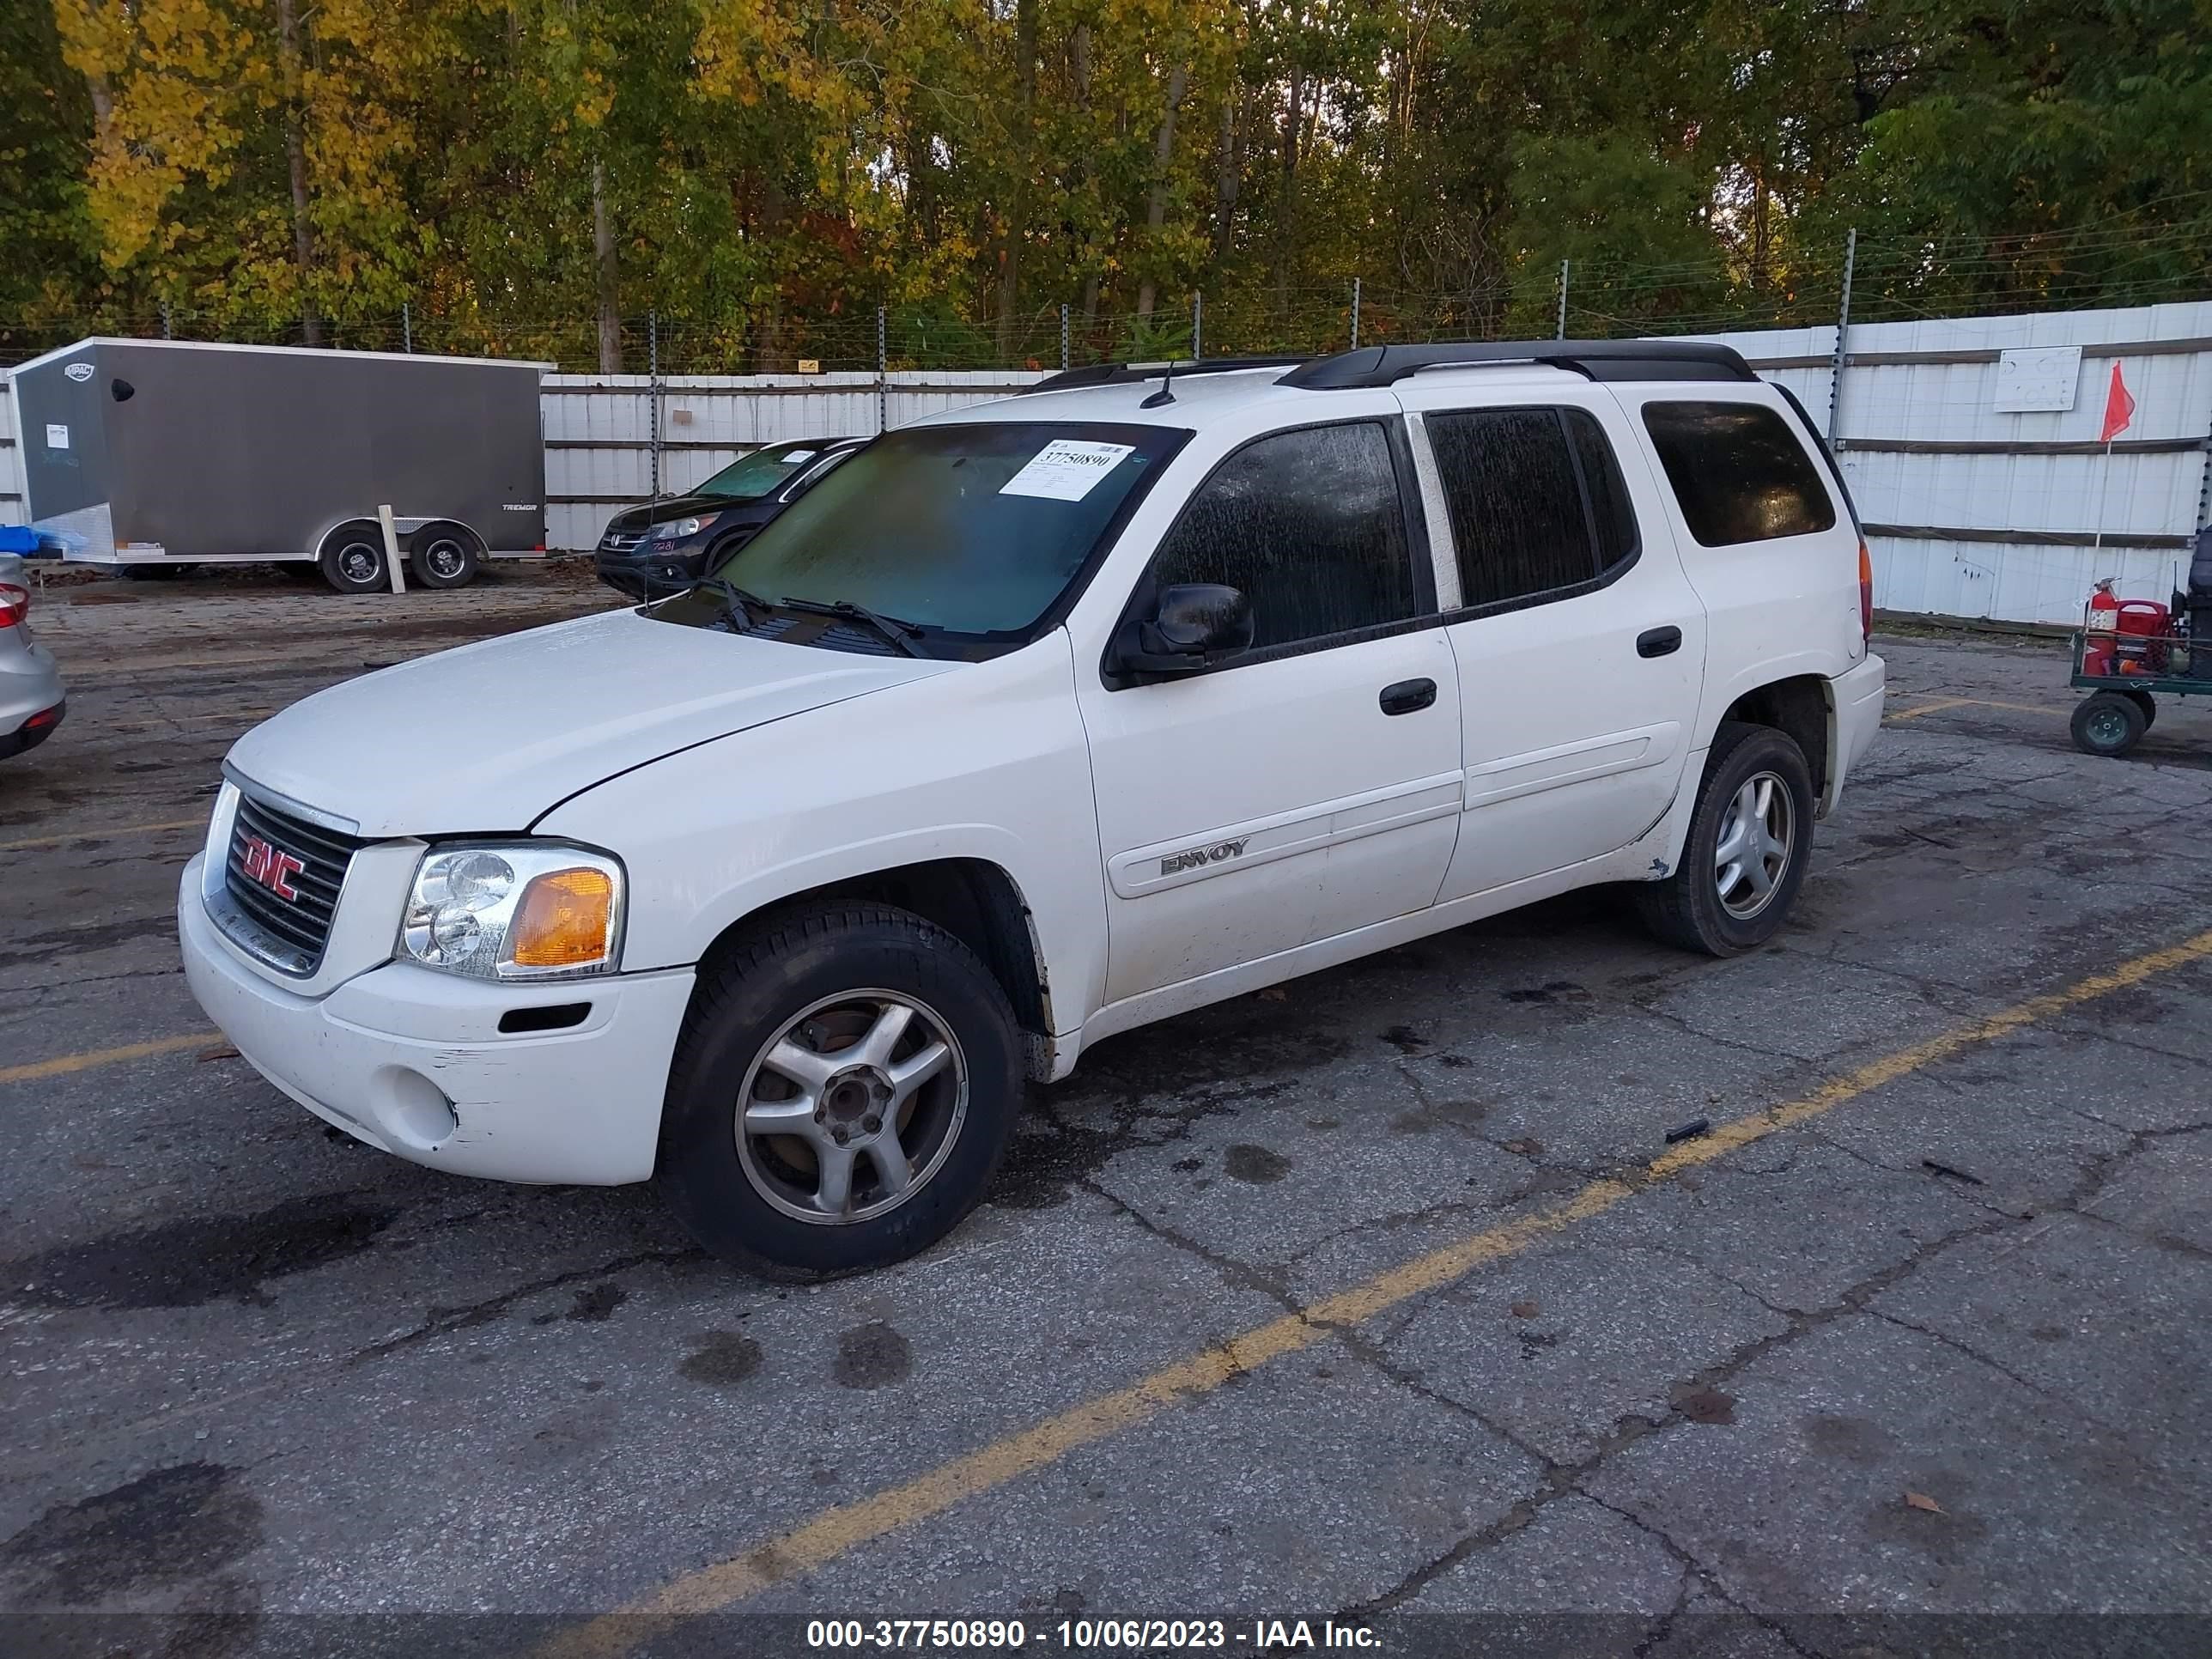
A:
682;422;1182;636
1149;422;1418;652
1426;408;1636;610
1641;401;1837;545
1570;412;1638;568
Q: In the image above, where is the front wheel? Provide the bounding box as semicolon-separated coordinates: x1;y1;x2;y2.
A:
2072;691;2146;757
655;902;1022;1275
1638;721;1816;957
318;521;390;593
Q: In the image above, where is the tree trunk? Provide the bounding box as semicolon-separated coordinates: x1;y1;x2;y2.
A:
272;0;321;344
1273;71;1304;312
1750;161;1771;293
1134;61;1188;320
592;159;621;374
995;0;1038;364
1212;92;1240;261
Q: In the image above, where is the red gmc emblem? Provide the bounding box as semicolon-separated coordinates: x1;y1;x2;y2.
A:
240;835;307;901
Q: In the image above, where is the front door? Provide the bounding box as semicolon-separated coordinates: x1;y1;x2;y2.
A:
1078;420;1463;1005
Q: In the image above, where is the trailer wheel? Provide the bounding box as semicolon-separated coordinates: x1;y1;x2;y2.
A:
318;521;390;593
2124;688;2157;732
407;524;481;590
2071;692;2146;758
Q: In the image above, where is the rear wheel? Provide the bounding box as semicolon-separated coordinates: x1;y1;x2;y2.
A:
407;525;479;589
655;902;1022;1275
2072;691;2146;757
1638;721;1816;957
318;521;389;593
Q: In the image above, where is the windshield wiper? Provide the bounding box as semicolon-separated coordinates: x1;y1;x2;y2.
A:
684;577;775;631
778;595;928;659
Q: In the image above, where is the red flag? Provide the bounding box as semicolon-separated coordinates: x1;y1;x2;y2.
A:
2099;362;2136;444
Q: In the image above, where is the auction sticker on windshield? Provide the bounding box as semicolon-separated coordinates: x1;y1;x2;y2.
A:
999;440;1135;501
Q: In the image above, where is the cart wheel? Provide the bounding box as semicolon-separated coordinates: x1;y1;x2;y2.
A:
318;520;390;593
2072;691;2146;758
2124;688;2156;732
407;524;480;590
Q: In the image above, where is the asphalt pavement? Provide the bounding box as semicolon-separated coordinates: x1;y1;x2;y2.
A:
3;568;2209;1657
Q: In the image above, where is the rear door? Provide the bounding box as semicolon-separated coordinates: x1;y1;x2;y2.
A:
1394;383;1708;901
1076;418;1463;1004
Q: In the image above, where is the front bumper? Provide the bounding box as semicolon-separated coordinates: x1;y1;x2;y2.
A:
594;545;707;600
180;855;695;1185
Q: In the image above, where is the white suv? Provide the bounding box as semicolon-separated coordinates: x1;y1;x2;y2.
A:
179;339;1886;1273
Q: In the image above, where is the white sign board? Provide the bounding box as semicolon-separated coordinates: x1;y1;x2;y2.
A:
999;440;1134;501
1992;346;2081;413
45;424;69;450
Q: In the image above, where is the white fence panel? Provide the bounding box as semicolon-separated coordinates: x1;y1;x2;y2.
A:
542;370;1041;550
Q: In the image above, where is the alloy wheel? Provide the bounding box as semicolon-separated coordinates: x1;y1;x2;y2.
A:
1714;770;1795;921
733;989;968;1225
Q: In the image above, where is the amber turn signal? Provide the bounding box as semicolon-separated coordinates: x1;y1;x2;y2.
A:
507;867;617;969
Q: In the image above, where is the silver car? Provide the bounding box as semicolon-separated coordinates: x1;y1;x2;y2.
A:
0;554;65;758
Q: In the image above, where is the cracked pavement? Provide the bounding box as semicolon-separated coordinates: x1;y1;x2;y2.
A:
4;575;2211;1656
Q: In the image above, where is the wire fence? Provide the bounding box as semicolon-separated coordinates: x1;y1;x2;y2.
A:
3;216;2207;372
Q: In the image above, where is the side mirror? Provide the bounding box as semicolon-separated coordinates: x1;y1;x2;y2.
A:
1114;583;1254;678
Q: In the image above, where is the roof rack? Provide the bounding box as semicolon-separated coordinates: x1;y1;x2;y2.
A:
1277;339;1757;391
1020;356;1306;394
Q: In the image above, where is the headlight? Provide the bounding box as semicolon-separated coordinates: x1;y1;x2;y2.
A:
652;513;719;541
400;843;625;980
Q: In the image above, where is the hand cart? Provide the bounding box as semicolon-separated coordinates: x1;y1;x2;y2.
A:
2067;621;2208;757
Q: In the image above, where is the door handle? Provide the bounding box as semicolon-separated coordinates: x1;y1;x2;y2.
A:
1637;626;1683;659
1379;678;1437;715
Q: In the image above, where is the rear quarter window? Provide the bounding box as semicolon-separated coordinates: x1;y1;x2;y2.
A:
1641;400;1837;546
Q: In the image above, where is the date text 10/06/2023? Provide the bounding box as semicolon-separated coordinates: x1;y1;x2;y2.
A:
806;1620;1384;1650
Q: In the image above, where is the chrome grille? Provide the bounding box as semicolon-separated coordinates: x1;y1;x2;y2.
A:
221;793;362;974
599;527;648;554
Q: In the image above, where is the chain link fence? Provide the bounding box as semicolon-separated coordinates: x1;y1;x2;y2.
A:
5;215;2208;373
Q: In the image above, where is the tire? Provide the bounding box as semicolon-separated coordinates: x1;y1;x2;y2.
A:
2123;688;2156;732
654;902;1022;1276
2071;691;2145;757
1637;720;1817;957
407;525;480;589
318;522;390;593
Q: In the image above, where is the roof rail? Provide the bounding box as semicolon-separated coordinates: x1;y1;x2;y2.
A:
1020;356;1306;394
1277;338;1757;391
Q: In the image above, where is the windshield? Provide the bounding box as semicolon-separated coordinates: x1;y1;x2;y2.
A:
682;422;1184;638
694;444;836;501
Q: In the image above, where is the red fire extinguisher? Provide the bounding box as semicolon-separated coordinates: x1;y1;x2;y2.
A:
2085;579;2120;677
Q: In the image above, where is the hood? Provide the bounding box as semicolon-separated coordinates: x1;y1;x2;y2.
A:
225;608;954;836
606;494;769;533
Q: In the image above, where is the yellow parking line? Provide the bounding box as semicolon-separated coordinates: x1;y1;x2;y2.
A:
0;1032;219;1086
0;817;204;854
1888;695;2069;722
539;925;2212;1657
1887;696;1978;721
